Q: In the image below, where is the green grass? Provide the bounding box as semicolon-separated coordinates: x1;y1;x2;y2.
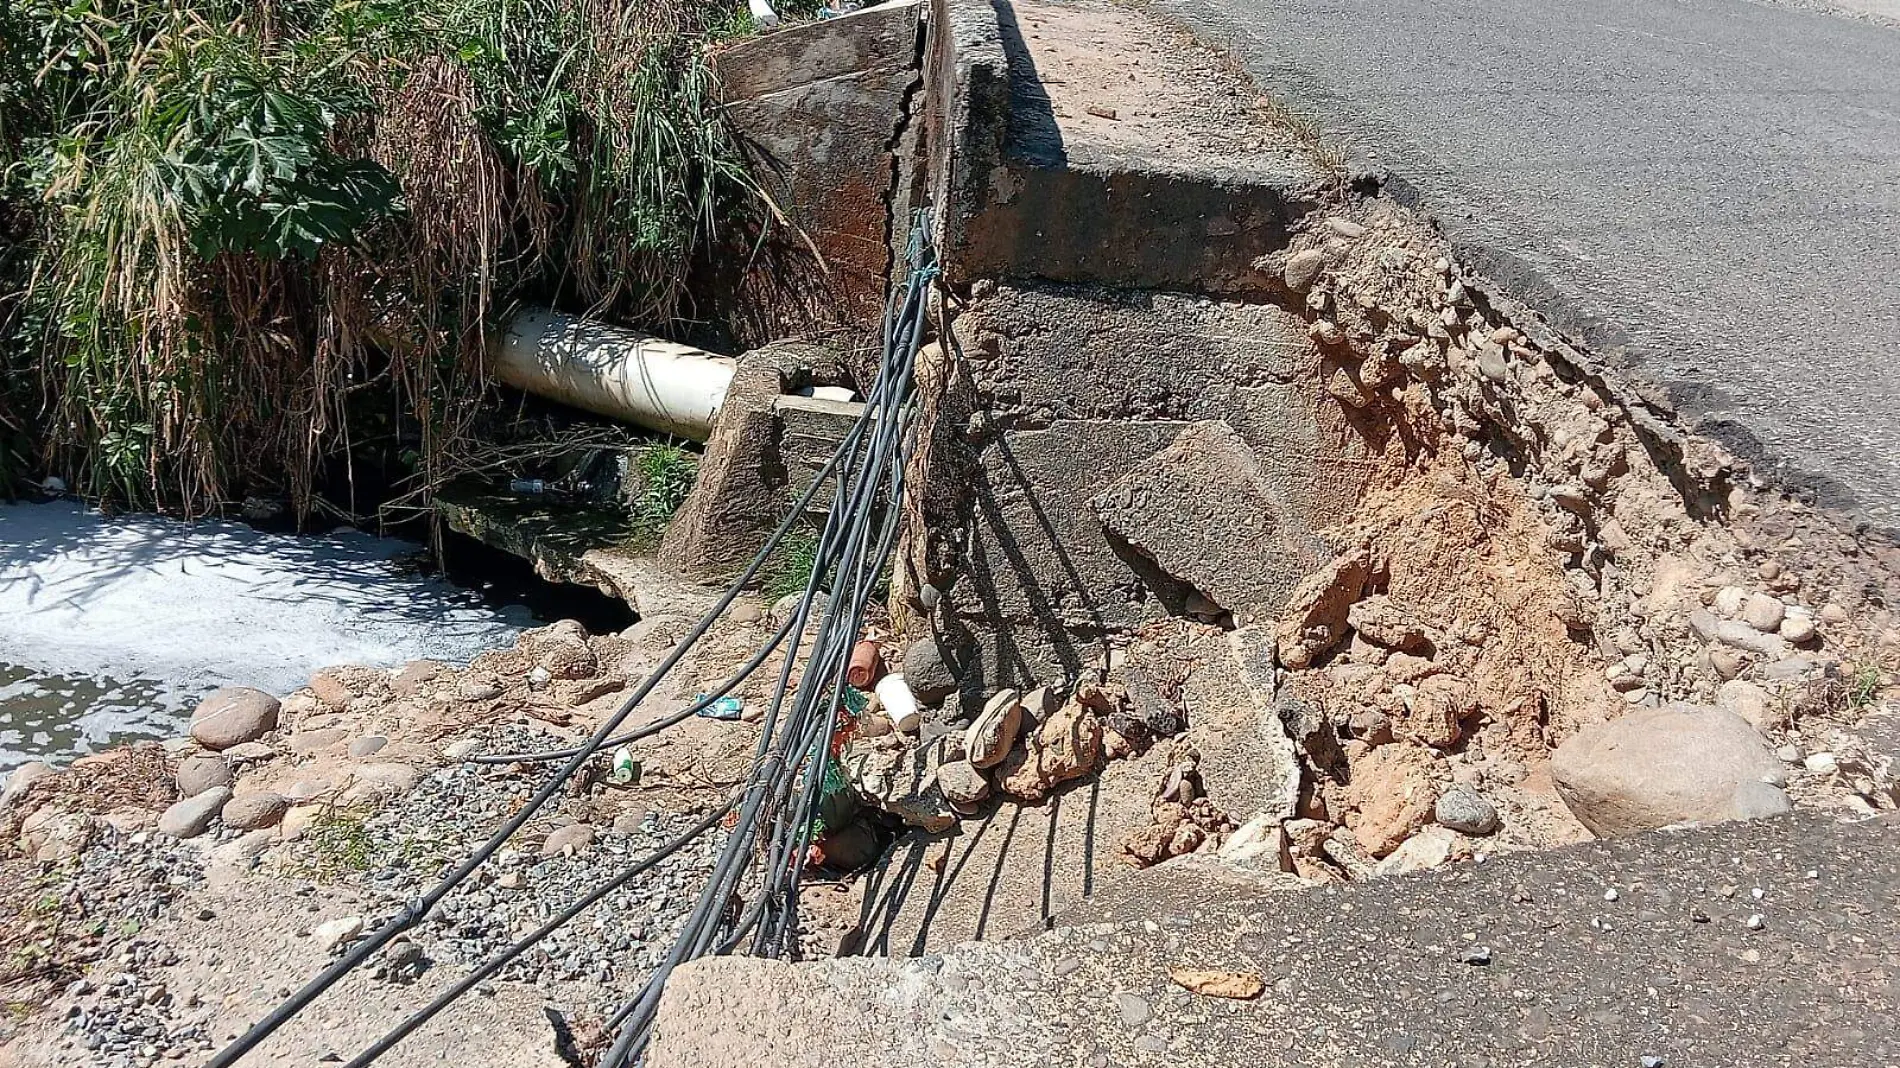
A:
760;528;821;603
624;442;697;545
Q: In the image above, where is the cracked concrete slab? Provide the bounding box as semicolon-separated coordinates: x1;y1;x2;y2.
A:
650;812;1899;1067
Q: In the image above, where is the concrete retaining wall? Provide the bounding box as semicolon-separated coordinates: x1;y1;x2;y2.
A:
904;0;1378;701
711;2;926;343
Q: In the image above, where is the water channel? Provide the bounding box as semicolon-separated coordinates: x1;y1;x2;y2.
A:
0;500;536;780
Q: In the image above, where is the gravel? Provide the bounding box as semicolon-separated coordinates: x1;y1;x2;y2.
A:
39;724;738;1059
320;727;729;1000
52;829;210;1067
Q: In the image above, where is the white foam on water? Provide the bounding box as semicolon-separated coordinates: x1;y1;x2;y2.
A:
0;501;530;771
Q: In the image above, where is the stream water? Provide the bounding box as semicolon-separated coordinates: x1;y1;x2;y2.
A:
0;500;535;781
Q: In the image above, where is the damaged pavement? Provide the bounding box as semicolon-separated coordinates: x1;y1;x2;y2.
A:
636;0;1900;1060
19;0;1886;1064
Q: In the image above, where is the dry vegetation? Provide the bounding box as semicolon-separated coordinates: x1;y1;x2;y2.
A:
0;0;771;517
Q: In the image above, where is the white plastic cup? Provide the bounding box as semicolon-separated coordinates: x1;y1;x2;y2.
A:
873;672;921;733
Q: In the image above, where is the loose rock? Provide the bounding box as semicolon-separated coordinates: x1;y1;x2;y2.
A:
1778;614;1816;644
964;689;1024;769
1551;704;1788;836
540;824;597;856
1716;680;1779;732
1375;825;1464;876
2;760;55;809
1168;968;1265;1000
221;792;289;831
313;916;365;952
936;760;990;808
997;692;1104;802
157;786;232;839
902;637;961;705
1275;549;1372;670
1434;785;1500;835
349;736;389;758
1282;249;1329;292
1741;594;1786;633
188;688;280;750
174;755;233;798
1346;742;1440;857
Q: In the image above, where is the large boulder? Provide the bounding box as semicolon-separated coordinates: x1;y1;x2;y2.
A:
1552;704;1790;837
189;687;281;750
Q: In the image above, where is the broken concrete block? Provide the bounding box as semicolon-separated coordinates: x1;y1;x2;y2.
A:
1088;420;1321;622
659;340;849;580
772;394;865;509
1182;625;1301;824
839;736;957;832
1275;548;1373;670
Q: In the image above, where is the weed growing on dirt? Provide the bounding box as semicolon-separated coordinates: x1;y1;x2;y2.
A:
1847;663;1884;711
623;442;697;546
761;527;822;602
291;810;377;880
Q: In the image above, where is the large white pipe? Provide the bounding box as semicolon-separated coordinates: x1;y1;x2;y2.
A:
491;307;736;442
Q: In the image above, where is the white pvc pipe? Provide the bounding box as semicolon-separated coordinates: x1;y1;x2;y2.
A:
491;307;736;442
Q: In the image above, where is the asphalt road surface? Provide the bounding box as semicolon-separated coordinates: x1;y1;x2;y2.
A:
1153;0;1900;531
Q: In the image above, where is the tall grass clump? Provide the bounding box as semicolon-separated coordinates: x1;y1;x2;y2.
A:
0;0;763;517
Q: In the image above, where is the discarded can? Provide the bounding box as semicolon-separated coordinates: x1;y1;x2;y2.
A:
873;673;921;733
610;746;641;786
695;694;745;721
846;640;884;690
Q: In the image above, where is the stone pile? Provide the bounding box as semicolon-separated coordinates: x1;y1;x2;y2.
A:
839;675;1145;833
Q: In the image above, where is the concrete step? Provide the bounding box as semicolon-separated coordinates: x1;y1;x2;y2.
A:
943;0;1330;295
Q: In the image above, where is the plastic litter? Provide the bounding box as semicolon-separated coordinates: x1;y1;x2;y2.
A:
609;747;641;786
694;695;745;721
509;478;548;495
872;672;920;733
846;640;884;689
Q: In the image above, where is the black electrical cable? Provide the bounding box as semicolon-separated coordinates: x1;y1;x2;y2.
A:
205;279;909;1068
208;211;938;1068
599;216;938;1065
